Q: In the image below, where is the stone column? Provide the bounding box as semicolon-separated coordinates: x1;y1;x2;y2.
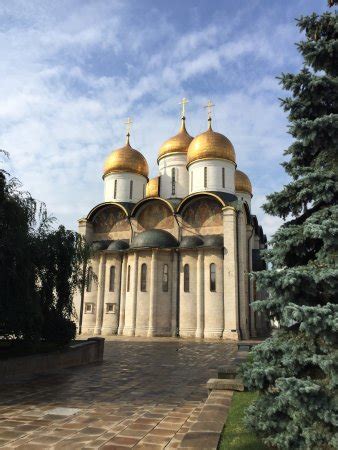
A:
129;252;139;336
94;253;106;335
195;249;204;338
148;249;158;337
117;254;127;335
171;251;178;337
222;207;239;340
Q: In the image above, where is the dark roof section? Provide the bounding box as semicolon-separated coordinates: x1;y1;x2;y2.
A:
107;240;129;251
91;240;111;251
131;229;178;249
177;191;237;213
203;235;224;248
252;249;266;271
180;235;204;248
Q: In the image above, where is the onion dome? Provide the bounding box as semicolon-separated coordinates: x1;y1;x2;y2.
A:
103;134;149;179
187;118;236;167
145;177;160;197
131;229;178;249
235;170;252;196
158;117;193;162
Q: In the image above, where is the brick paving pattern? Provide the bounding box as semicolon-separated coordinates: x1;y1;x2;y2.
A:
0;337;236;449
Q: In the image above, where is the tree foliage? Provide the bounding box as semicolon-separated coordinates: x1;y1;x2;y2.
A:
241;8;338;450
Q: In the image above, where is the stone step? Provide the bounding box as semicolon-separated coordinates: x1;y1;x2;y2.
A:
207;378;244;392
217;365;238;379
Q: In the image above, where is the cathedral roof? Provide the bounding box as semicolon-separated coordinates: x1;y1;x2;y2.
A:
235;170;252;196
179;235;204;248
107;240;129;251
158;117;193;162
131;229;178;249
187;119;236;167
103;134;149;179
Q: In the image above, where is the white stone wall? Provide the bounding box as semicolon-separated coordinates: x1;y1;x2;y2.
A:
188;159;236;194
123;253;138;336
158;153;189;199
82;256;99;334
104;172;147;203
135;251;151;336
155;252;172;336
101;254;123;335
236;191;252;210
203;250;224;338
179;251;197;337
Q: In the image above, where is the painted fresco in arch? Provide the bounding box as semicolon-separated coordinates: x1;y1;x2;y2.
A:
136;202;174;231
182;198;222;233
92;206;129;234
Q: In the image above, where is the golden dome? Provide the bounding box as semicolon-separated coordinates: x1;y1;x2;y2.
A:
103;135;149;179
146;177;160;197
235;170;252;196
187;120;236;166
158;118;193;162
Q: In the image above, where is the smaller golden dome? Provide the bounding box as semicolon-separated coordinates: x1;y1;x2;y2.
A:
235;170;252;196
103;135;149;179
187;120;236;166
158;118;193;162
146;177;160;197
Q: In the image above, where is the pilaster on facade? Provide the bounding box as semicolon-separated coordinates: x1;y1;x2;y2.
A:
148;249;158;337
94;253;106;335
118;254;127;335
195;249;205;338
171;251;178;336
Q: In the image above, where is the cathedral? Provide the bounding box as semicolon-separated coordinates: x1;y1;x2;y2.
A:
75;100;267;340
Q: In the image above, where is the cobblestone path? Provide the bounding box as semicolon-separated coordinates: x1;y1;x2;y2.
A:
0;338;236;449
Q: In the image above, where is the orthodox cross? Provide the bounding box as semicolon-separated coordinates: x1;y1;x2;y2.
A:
204;100;215;120
179;98;189;117
124;117;133;136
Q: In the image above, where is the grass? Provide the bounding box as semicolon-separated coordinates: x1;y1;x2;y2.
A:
218;391;268;450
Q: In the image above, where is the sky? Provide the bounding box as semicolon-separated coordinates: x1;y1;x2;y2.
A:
0;0;328;238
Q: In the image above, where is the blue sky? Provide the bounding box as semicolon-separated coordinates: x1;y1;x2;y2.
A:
0;0;328;237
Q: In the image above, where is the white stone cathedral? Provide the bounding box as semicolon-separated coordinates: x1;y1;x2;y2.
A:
75;101;267;340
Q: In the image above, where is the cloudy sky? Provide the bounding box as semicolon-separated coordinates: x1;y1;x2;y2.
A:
0;0;327;237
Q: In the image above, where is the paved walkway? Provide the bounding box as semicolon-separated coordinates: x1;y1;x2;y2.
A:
0;338;236;449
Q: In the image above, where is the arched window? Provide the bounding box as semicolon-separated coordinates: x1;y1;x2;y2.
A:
129;180;133;200
114;179;117;199
222;167;225;188
109;266;115;292
162;264;169;292
86;266;93;292
171;167;176;195
140;263;147;292
183;264;190;292
204;167;207;188
210;263;216;292
191;171;193;191
127;265;131;292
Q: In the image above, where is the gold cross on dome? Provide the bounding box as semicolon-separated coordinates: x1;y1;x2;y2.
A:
124;117;133;135
179;97;189;117
204;100;215;119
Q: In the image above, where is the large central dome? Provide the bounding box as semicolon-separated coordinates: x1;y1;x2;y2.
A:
158;118;193;162
103;136;149;179
187;121;236;167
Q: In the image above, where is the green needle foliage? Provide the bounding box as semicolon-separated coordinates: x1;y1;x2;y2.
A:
240;7;338;450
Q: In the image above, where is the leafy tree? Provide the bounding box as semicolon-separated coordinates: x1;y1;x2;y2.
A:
241;6;338;450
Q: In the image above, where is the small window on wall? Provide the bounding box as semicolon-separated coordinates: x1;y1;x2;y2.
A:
114;179;117;199
109;266;115;292
129;180;133;200
172;168;176;195
106;303;116;314
222;167;225;188
86;266;93;292
140;263;147;292
183;264;190;292
162;264;169;292
210;263;216;292
127;265;131;292
191;171;193;191
204;167;208;188
85;303;93;313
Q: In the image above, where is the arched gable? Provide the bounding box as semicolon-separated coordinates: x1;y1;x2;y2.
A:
131;198;175;232
87;202;130;239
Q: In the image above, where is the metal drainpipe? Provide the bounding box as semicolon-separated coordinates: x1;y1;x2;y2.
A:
236;210;243;340
247;225;254;337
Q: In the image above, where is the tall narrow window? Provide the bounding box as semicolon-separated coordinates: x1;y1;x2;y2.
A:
114;179;117;199
127;265;131;292
183;264;190;292
143;184;145;198
86;266;93;292
162;264;169;292
210;263;216;292
129;180;133;200
109;266;115;292
204;167;207;188
222;167;225;188
191;171;193;191
140;263;147;292
171;167;176;195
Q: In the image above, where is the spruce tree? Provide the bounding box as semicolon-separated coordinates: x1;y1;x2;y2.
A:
241;6;338;450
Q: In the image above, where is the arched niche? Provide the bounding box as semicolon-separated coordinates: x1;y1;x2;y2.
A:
132;198;175;232
180;195;223;236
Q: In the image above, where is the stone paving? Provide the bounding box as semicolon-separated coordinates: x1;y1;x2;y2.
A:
0;337;236;449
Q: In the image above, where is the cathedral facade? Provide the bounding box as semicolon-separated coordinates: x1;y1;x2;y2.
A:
76;105;267;340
